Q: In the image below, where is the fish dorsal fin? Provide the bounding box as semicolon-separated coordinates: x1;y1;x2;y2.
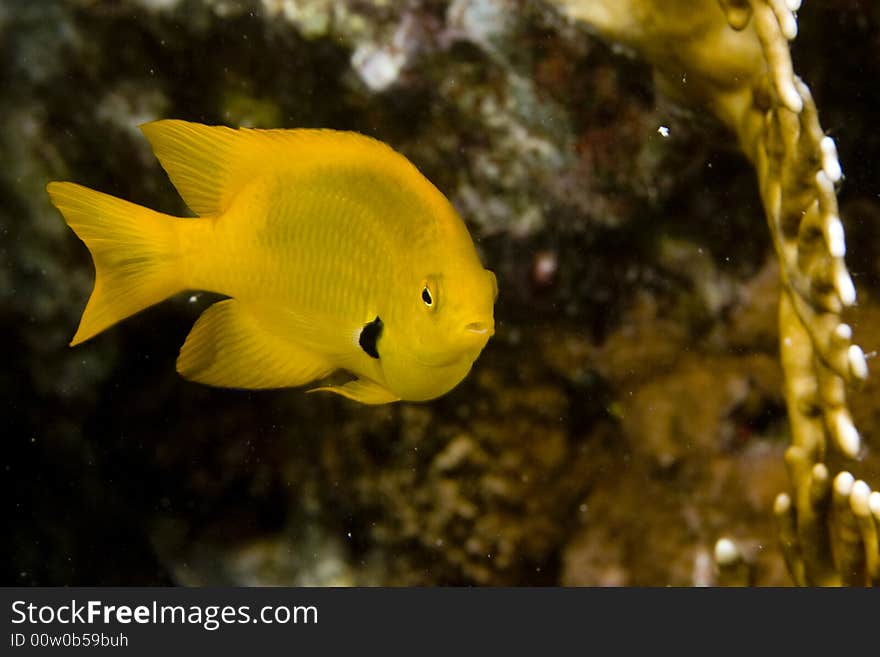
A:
140;120;276;216
141;119;417;217
177;299;333;389
309;378;400;405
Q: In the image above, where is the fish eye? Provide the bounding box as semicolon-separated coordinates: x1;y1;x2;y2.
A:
420;276;440;311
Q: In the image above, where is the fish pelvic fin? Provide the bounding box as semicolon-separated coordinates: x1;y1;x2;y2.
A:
47;182;185;346
177;299;334;389
308;378;400;405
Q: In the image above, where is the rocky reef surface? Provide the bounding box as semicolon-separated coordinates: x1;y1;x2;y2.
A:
3;0;878;585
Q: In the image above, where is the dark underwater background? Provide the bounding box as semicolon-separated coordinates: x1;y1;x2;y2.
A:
3;0;879;585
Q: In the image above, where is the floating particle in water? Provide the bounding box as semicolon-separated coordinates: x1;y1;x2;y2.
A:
531;249;558;288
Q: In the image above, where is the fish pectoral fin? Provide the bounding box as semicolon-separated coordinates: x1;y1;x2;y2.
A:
308;378;400;405
177;299;333;389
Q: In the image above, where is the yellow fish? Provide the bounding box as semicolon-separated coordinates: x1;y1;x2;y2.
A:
46;120;497;404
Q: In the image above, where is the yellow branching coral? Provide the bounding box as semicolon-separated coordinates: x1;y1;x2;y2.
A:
550;0;877;585
775;468;880;586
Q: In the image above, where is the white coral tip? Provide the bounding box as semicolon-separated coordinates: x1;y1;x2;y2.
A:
826;215;846;258
833;412;860;458
833;323;852;342
820;137;843;183
714;538;739;565
780;79;803;113
869;491;880;519
834;471;855;496
780;10;798;40
848;345;869;381
774;492;792;514
786;0;802;11
850;480;871;516
834;267;857;306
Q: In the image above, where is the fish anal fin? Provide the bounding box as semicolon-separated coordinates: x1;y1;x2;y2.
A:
177;299;332;389
309;378;400;405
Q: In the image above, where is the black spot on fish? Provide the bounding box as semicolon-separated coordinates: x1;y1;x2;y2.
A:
359;316;383;359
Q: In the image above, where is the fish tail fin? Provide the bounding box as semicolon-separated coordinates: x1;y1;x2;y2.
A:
46;182;184;346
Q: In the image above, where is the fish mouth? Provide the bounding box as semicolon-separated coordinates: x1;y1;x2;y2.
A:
464;321;494;336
